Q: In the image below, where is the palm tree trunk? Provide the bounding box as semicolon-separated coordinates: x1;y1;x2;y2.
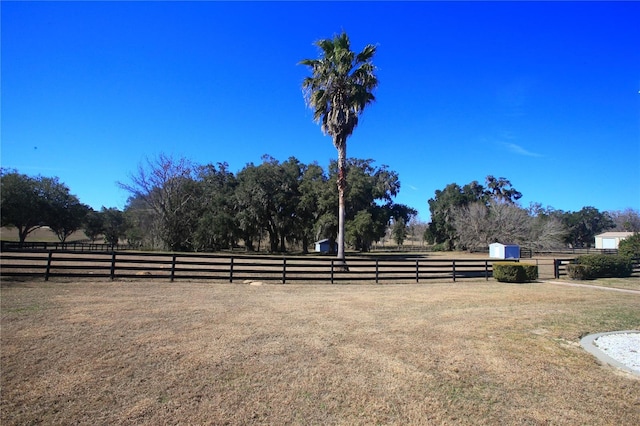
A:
336;137;347;265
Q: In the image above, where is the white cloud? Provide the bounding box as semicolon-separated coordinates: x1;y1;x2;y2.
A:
503;143;542;158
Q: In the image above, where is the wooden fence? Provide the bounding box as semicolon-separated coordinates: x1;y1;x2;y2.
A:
2;250;637;283
1;250;508;284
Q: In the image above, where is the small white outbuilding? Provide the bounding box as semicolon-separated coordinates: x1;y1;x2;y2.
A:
489;242;520;259
594;232;634;249
314;239;337;254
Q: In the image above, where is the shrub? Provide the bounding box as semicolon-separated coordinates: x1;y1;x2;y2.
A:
493;262;538;283
618;233;640;258
566;264;592;280
522;263;538;281
575;254;633;278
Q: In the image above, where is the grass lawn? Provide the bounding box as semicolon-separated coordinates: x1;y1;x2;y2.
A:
563;277;640;292
1;279;639;425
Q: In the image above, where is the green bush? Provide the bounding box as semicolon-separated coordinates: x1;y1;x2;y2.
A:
618;233;640;258
522;264;538;281
566;264;592;280
431;243;448;252
575;254;633;278
493;262;538;283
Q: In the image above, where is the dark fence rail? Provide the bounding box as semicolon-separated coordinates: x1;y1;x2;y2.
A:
1;250;512;284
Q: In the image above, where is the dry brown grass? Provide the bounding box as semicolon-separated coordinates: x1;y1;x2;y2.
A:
2;279;639;425
565;277;640;292
0;227;91;243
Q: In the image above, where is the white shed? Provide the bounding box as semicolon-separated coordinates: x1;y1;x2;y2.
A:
594;232;633;249
489;242;520;259
314;239;337;254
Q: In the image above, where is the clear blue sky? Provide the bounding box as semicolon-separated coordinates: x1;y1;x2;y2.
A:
2;1;639;221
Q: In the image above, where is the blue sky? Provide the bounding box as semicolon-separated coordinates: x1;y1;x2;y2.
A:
2;1;639;221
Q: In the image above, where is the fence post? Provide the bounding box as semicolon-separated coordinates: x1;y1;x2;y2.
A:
452;260;456;282
282;257;286;284
416;259;419;283
45;250;53;281
170;254;177;282
229;257;234;283
554;259;559;279
110;252;117;281
375;259;379;284
485;260;489;281
331;260;334;284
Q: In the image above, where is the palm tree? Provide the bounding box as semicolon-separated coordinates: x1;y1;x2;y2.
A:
300;32;378;263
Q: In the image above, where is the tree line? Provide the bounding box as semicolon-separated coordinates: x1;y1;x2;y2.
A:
1;154;417;253
3;164;638;253
424;176;640;251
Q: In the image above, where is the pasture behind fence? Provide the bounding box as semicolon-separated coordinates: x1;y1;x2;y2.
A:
0;241;132;252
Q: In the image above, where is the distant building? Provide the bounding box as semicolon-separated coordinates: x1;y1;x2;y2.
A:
314;239;337;254
489;242;520;259
594;232;634;249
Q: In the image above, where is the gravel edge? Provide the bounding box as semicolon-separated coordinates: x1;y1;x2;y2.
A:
580;330;640;376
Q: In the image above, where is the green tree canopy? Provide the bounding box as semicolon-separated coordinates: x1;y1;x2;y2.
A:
101;207;127;246
426;182;481;249
618;233;640;258
235;156;303;253
83;209;105;242
561;206;615;248
118;155;406;254
192;162;238;252
426;176;523;249
1;169;88;244
391;218;407;246
297;162;331;253
1;170;47;243
47;193;89;243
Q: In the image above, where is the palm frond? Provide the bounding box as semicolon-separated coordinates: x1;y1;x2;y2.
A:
355;44;377;63
300;32;378;141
